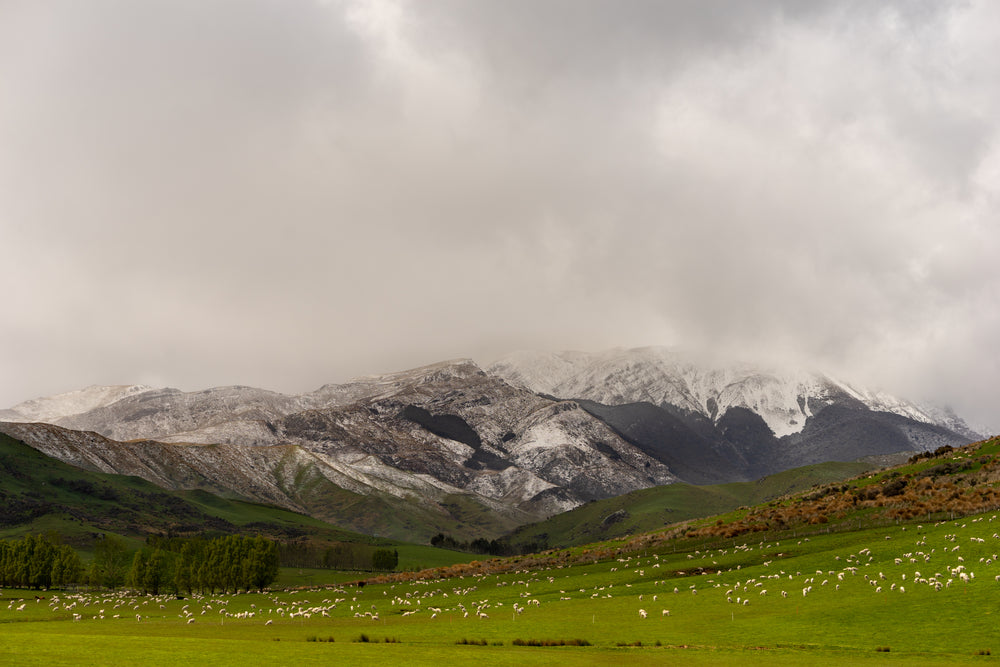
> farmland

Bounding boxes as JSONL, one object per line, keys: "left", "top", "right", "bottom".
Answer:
{"left": 5, "top": 437, "right": 1000, "bottom": 664}
{"left": 4, "top": 510, "right": 1000, "bottom": 665}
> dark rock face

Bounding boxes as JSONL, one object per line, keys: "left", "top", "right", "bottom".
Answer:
{"left": 575, "top": 398, "right": 971, "bottom": 486}
{"left": 401, "top": 405, "right": 483, "bottom": 449}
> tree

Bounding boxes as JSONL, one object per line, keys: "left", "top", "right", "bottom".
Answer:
{"left": 92, "top": 534, "right": 129, "bottom": 590}
{"left": 25, "top": 534, "right": 55, "bottom": 589}
{"left": 127, "top": 550, "right": 147, "bottom": 594}
{"left": 372, "top": 548, "right": 398, "bottom": 572}
{"left": 247, "top": 536, "right": 279, "bottom": 592}
{"left": 174, "top": 542, "right": 197, "bottom": 594}
{"left": 142, "top": 549, "right": 167, "bottom": 595}
{"left": 51, "top": 545, "right": 82, "bottom": 587}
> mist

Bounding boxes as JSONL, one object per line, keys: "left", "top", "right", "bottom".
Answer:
{"left": 2, "top": 1, "right": 997, "bottom": 431}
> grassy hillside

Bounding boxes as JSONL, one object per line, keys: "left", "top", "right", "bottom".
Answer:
{"left": 0, "top": 432, "right": 470, "bottom": 570}
{"left": 0, "top": 431, "right": 342, "bottom": 542}
{"left": 506, "top": 459, "right": 877, "bottom": 548}
{"left": 3, "top": 436, "right": 1000, "bottom": 664}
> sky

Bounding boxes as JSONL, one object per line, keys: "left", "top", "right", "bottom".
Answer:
{"left": 1, "top": 1, "right": 998, "bottom": 431}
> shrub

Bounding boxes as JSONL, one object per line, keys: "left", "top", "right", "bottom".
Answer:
{"left": 882, "top": 477, "right": 908, "bottom": 497}
{"left": 512, "top": 638, "right": 591, "bottom": 647}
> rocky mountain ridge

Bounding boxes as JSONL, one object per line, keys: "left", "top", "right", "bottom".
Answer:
{"left": 0, "top": 360, "right": 677, "bottom": 540}
{"left": 1, "top": 350, "right": 979, "bottom": 542}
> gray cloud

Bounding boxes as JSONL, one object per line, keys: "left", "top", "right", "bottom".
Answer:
{"left": 1, "top": 1, "right": 998, "bottom": 430}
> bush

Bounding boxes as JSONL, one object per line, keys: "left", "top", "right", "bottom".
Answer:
{"left": 882, "top": 477, "right": 908, "bottom": 497}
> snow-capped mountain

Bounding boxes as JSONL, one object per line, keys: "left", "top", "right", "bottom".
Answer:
{"left": 0, "top": 350, "right": 979, "bottom": 541}
{"left": 489, "top": 347, "right": 979, "bottom": 439}
{"left": 0, "top": 360, "right": 677, "bottom": 540}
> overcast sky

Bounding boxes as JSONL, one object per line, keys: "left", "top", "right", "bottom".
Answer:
{"left": 2, "top": 1, "right": 998, "bottom": 430}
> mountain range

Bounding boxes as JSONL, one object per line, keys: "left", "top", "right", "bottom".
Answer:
{"left": 0, "top": 347, "right": 981, "bottom": 542}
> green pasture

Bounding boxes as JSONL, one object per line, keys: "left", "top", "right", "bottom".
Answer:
{"left": 5, "top": 510, "right": 1000, "bottom": 665}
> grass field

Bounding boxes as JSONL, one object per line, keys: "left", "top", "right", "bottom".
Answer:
{"left": 5, "top": 510, "right": 1000, "bottom": 665}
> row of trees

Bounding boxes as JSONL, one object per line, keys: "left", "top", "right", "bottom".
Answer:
{"left": 0, "top": 534, "right": 83, "bottom": 589}
{"left": 0, "top": 533, "right": 280, "bottom": 594}
{"left": 430, "top": 533, "right": 547, "bottom": 557}
{"left": 278, "top": 540, "right": 399, "bottom": 572}
{"left": 2, "top": 532, "right": 402, "bottom": 593}
{"left": 129, "top": 535, "right": 280, "bottom": 595}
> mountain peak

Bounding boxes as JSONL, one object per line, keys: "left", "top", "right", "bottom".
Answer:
{"left": 488, "top": 347, "right": 975, "bottom": 439}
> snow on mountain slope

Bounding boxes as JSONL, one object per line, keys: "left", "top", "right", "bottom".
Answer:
{"left": 489, "top": 347, "right": 976, "bottom": 439}
{"left": 0, "top": 360, "right": 677, "bottom": 533}
{"left": 0, "top": 384, "right": 153, "bottom": 424}
{"left": 52, "top": 385, "right": 321, "bottom": 442}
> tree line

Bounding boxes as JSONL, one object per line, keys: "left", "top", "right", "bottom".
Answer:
{"left": 0, "top": 533, "right": 280, "bottom": 594}
{"left": 1, "top": 532, "right": 400, "bottom": 593}
{"left": 429, "top": 533, "right": 547, "bottom": 557}
{"left": 127, "top": 534, "right": 280, "bottom": 595}
{"left": 278, "top": 540, "right": 398, "bottom": 572}
{"left": 0, "top": 533, "right": 83, "bottom": 589}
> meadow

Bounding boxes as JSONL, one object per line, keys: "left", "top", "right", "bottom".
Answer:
{"left": 4, "top": 511, "right": 1000, "bottom": 665}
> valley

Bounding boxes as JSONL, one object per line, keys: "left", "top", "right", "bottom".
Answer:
{"left": 3, "top": 436, "right": 1000, "bottom": 665}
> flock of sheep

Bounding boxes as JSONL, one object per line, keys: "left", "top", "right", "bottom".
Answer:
{"left": 4, "top": 514, "right": 999, "bottom": 639}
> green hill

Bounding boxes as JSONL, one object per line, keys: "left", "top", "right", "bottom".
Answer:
{"left": 506, "top": 459, "right": 878, "bottom": 549}
{"left": 0, "top": 432, "right": 470, "bottom": 570}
